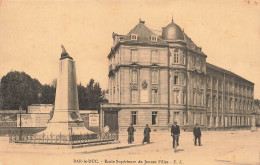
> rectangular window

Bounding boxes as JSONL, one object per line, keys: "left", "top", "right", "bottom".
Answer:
{"left": 201, "top": 91, "right": 204, "bottom": 106}
{"left": 200, "top": 112, "right": 203, "bottom": 125}
{"left": 131, "top": 49, "right": 138, "bottom": 62}
{"left": 213, "top": 96, "right": 216, "bottom": 108}
{"left": 132, "top": 70, "right": 138, "bottom": 84}
{"left": 181, "top": 73, "right": 185, "bottom": 85}
{"left": 198, "top": 92, "right": 202, "bottom": 106}
{"left": 193, "top": 90, "right": 196, "bottom": 106}
{"left": 152, "top": 89, "right": 158, "bottom": 104}
{"left": 182, "top": 90, "right": 186, "bottom": 104}
{"left": 193, "top": 57, "right": 196, "bottom": 69}
{"left": 174, "top": 75, "right": 179, "bottom": 85}
{"left": 200, "top": 59, "right": 203, "bottom": 71}
{"left": 230, "top": 98, "right": 233, "bottom": 110}
{"left": 151, "top": 50, "right": 158, "bottom": 63}
{"left": 213, "top": 78, "right": 217, "bottom": 90}
{"left": 219, "top": 97, "right": 222, "bottom": 109}
{"left": 131, "top": 90, "right": 138, "bottom": 104}
{"left": 207, "top": 76, "right": 211, "bottom": 89}
{"left": 152, "top": 111, "right": 158, "bottom": 125}
{"left": 174, "top": 53, "right": 179, "bottom": 64}
{"left": 193, "top": 112, "right": 196, "bottom": 125}
{"left": 151, "top": 70, "right": 159, "bottom": 84}
{"left": 206, "top": 95, "right": 210, "bottom": 107}
{"left": 131, "top": 111, "right": 137, "bottom": 125}
{"left": 151, "top": 36, "right": 157, "bottom": 42}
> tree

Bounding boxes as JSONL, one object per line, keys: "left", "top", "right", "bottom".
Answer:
{"left": 40, "top": 84, "right": 56, "bottom": 104}
{"left": 0, "top": 83, "right": 3, "bottom": 109}
{"left": 78, "top": 79, "right": 107, "bottom": 110}
{"left": 0, "top": 71, "right": 42, "bottom": 110}
{"left": 78, "top": 83, "right": 87, "bottom": 110}
{"left": 0, "top": 71, "right": 107, "bottom": 111}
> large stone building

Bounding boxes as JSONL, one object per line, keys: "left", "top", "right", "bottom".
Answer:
{"left": 100, "top": 19, "right": 255, "bottom": 132}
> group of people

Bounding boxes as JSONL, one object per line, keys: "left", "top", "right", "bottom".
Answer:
{"left": 127, "top": 122, "right": 202, "bottom": 148}
{"left": 127, "top": 124, "right": 151, "bottom": 144}
{"left": 171, "top": 122, "right": 202, "bottom": 148}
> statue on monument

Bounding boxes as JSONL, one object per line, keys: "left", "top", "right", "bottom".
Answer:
{"left": 60, "top": 45, "right": 73, "bottom": 60}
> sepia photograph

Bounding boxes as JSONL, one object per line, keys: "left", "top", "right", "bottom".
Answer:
{"left": 0, "top": 0, "right": 260, "bottom": 165}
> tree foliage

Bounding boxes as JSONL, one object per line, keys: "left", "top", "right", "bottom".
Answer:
{"left": 78, "top": 79, "right": 107, "bottom": 110}
{"left": 0, "top": 71, "right": 107, "bottom": 111}
{"left": 0, "top": 71, "right": 42, "bottom": 110}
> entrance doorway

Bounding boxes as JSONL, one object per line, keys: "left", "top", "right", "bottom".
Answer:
{"left": 104, "top": 111, "right": 118, "bottom": 132}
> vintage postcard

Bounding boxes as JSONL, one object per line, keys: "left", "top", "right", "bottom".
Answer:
{"left": 0, "top": 0, "right": 260, "bottom": 165}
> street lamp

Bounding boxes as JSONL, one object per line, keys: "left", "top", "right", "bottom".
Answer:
{"left": 38, "top": 92, "right": 42, "bottom": 104}
{"left": 19, "top": 105, "right": 22, "bottom": 140}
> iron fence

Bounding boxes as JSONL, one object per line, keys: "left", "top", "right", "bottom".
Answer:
{"left": 9, "top": 132, "right": 118, "bottom": 145}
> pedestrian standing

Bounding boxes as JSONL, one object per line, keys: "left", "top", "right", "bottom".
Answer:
{"left": 143, "top": 124, "right": 151, "bottom": 144}
{"left": 171, "top": 121, "right": 180, "bottom": 148}
{"left": 127, "top": 124, "right": 135, "bottom": 144}
{"left": 193, "top": 123, "right": 202, "bottom": 146}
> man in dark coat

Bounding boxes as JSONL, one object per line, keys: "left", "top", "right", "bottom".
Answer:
{"left": 143, "top": 124, "right": 151, "bottom": 144}
{"left": 193, "top": 123, "right": 201, "bottom": 146}
{"left": 127, "top": 124, "right": 135, "bottom": 144}
{"left": 171, "top": 121, "right": 180, "bottom": 148}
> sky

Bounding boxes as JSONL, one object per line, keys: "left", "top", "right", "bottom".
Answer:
{"left": 0, "top": 0, "right": 260, "bottom": 99}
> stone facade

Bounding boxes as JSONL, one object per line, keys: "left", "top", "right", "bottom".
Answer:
{"left": 100, "top": 19, "right": 254, "bottom": 132}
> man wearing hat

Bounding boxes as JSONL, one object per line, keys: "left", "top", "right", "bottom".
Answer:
{"left": 127, "top": 123, "right": 135, "bottom": 144}
{"left": 193, "top": 123, "right": 202, "bottom": 146}
{"left": 143, "top": 124, "right": 151, "bottom": 144}
{"left": 171, "top": 121, "right": 180, "bottom": 148}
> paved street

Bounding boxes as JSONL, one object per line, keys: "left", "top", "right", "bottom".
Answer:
{"left": 0, "top": 129, "right": 259, "bottom": 165}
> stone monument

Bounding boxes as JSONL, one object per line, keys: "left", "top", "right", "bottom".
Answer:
{"left": 40, "top": 45, "right": 94, "bottom": 135}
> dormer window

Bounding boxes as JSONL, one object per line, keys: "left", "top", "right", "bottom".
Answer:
{"left": 151, "top": 36, "right": 157, "bottom": 42}
{"left": 131, "top": 34, "right": 138, "bottom": 40}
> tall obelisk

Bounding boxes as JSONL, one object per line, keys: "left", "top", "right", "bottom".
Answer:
{"left": 41, "top": 45, "right": 93, "bottom": 135}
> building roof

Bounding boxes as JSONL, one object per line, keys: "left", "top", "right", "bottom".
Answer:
{"left": 119, "top": 20, "right": 166, "bottom": 45}
{"left": 206, "top": 63, "right": 254, "bottom": 84}
{"left": 162, "top": 20, "right": 185, "bottom": 41}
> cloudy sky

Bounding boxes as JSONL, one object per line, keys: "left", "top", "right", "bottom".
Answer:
{"left": 0, "top": 0, "right": 260, "bottom": 98}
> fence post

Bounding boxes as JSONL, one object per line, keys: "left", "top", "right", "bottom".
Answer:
{"left": 9, "top": 134, "right": 11, "bottom": 143}
{"left": 70, "top": 127, "right": 73, "bottom": 145}
{"left": 51, "top": 133, "right": 53, "bottom": 143}
{"left": 60, "top": 133, "right": 62, "bottom": 144}
{"left": 42, "top": 132, "right": 45, "bottom": 143}
{"left": 8, "top": 126, "right": 10, "bottom": 137}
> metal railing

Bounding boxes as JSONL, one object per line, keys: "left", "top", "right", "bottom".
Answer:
{"left": 9, "top": 132, "right": 118, "bottom": 145}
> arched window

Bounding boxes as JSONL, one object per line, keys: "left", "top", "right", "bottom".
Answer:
{"left": 131, "top": 34, "right": 138, "bottom": 40}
